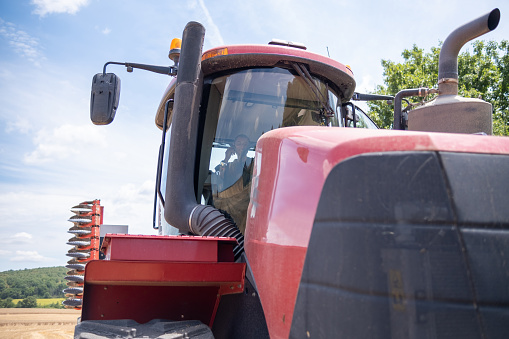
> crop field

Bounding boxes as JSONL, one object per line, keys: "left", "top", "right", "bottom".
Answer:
{"left": 0, "top": 308, "right": 80, "bottom": 338}
{"left": 11, "top": 298, "right": 65, "bottom": 307}
{"left": 37, "top": 298, "right": 66, "bottom": 307}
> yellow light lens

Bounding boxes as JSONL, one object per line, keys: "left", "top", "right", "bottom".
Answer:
{"left": 170, "top": 38, "right": 182, "bottom": 50}
{"left": 202, "top": 47, "right": 228, "bottom": 61}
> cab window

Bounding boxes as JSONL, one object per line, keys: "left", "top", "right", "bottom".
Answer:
{"left": 342, "top": 105, "right": 378, "bottom": 129}
{"left": 200, "top": 67, "right": 342, "bottom": 233}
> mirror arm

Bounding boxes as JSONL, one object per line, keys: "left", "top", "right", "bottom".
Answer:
{"left": 352, "top": 92, "right": 394, "bottom": 103}
{"left": 103, "top": 61, "right": 177, "bottom": 76}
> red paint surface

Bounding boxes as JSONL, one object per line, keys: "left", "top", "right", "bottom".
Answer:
{"left": 83, "top": 260, "right": 245, "bottom": 326}
{"left": 245, "top": 126, "right": 509, "bottom": 338}
{"left": 160, "top": 43, "right": 354, "bottom": 114}
{"left": 203, "top": 44, "right": 354, "bottom": 77}
{"left": 83, "top": 236, "right": 245, "bottom": 327}
{"left": 84, "top": 260, "right": 245, "bottom": 289}
{"left": 101, "top": 234, "right": 236, "bottom": 262}
{"left": 82, "top": 284, "right": 219, "bottom": 325}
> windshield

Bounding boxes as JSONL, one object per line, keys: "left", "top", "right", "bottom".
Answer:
{"left": 201, "top": 67, "right": 340, "bottom": 233}
{"left": 210, "top": 67, "right": 338, "bottom": 144}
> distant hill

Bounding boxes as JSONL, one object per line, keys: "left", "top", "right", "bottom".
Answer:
{"left": 0, "top": 267, "right": 67, "bottom": 299}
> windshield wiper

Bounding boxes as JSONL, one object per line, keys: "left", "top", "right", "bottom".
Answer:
{"left": 292, "top": 63, "right": 335, "bottom": 117}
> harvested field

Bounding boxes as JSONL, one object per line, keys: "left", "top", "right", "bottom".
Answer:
{"left": 0, "top": 308, "right": 81, "bottom": 338}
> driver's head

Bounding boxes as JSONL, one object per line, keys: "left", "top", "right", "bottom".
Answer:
{"left": 234, "top": 134, "right": 250, "bottom": 156}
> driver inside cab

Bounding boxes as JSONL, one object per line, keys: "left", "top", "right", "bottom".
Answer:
{"left": 213, "top": 134, "right": 254, "bottom": 234}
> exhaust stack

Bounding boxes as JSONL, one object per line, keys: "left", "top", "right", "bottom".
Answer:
{"left": 408, "top": 9, "right": 500, "bottom": 134}
{"left": 163, "top": 22, "right": 244, "bottom": 258}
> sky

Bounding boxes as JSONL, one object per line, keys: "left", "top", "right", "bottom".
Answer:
{"left": 0, "top": 0, "right": 507, "bottom": 272}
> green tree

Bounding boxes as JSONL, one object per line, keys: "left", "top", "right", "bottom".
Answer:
{"left": 0, "top": 266, "right": 67, "bottom": 299}
{"left": 368, "top": 40, "right": 509, "bottom": 136}
{"left": 17, "top": 296, "right": 37, "bottom": 308}
{"left": 0, "top": 297, "right": 15, "bottom": 308}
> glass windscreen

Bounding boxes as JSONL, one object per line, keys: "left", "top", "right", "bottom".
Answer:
{"left": 211, "top": 67, "right": 337, "bottom": 143}
{"left": 342, "top": 105, "right": 378, "bottom": 129}
{"left": 204, "top": 67, "right": 340, "bottom": 233}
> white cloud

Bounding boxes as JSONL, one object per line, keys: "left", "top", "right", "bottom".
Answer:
{"left": 31, "top": 0, "right": 90, "bottom": 17}
{"left": 0, "top": 232, "right": 34, "bottom": 245}
{"left": 5, "top": 116, "right": 32, "bottom": 134}
{"left": 95, "top": 26, "right": 111, "bottom": 35}
{"left": 187, "top": 0, "right": 197, "bottom": 10}
{"left": 24, "top": 124, "right": 107, "bottom": 164}
{"left": 198, "top": 0, "right": 224, "bottom": 46}
{"left": 14, "top": 232, "right": 33, "bottom": 240}
{"left": 0, "top": 19, "right": 44, "bottom": 66}
{"left": 356, "top": 74, "right": 378, "bottom": 94}
{"left": 116, "top": 181, "right": 154, "bottom": 202}
{"left": 98, "top": 180, "right": 156, "bottom": 235}
{"left": 10, "top": 250, "right": 48, "bottom": 262}
{"left": 0, "top": 250, "right": 12, "bottom": 256}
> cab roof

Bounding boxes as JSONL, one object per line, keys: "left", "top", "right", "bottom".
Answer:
{"left": 156, "top": 43, "right": 356, "bottom": 130}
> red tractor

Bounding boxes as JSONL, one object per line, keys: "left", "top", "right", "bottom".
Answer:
{"left": 72, "top": 8, "right": 509, "bottom": 338}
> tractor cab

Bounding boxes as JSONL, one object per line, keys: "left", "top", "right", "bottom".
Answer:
{"left": 154, "top": 42, "right": 377, "bottom": 235}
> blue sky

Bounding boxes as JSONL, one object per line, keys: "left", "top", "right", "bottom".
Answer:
{"left": 0, "top": 0, "right": 506, "bottom": 272}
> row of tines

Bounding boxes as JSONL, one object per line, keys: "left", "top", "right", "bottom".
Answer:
{"left": 62, "top": 200, "right": 101, "bottom": 309}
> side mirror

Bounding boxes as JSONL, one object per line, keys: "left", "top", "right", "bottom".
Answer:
{"left": 90, "top": 73, "right": 121, "bottom": 125}
{"left": 341, "top": 103, "right": 358, "bottom": 127}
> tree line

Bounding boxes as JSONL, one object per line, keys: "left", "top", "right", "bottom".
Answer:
{"left": 0, "top": 296, "right": 38, "bottom": 308}
{"left": 0, "top": 266, "right": 67, "bottom": 300}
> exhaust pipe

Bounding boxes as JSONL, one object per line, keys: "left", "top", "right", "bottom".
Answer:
{"left": 407, "top": 9, "right": 500, "bottom": 134}
{"left": 163, "top": 22, "right": 244, "bottom": 257}
{"left": 438, "top": 8, "right": 500, "bottom": 96}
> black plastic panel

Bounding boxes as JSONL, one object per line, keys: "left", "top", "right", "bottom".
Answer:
{"left": 212, "top": 272, "right": 269, "bottom": 339}
{"left": 441, "top": 152, "right": 509, "bottom": 226}
{"left": 290, "top": 151, "right": 509, "bottom": 339}
{"left": 461, "top": 229, "right": 509, "bottom": 304}
{"left": 313, "top": 151, "right": 454, "bottom": 223}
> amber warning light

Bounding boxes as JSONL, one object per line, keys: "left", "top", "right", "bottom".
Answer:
{"left": 170, "top": 38, "right": 182, "bottom": 50}
{"left": 202, "top": 47, "right": 228, "bottom": 61}
{"left": 169, "top": 38, "right": 182, "bottom": 65}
